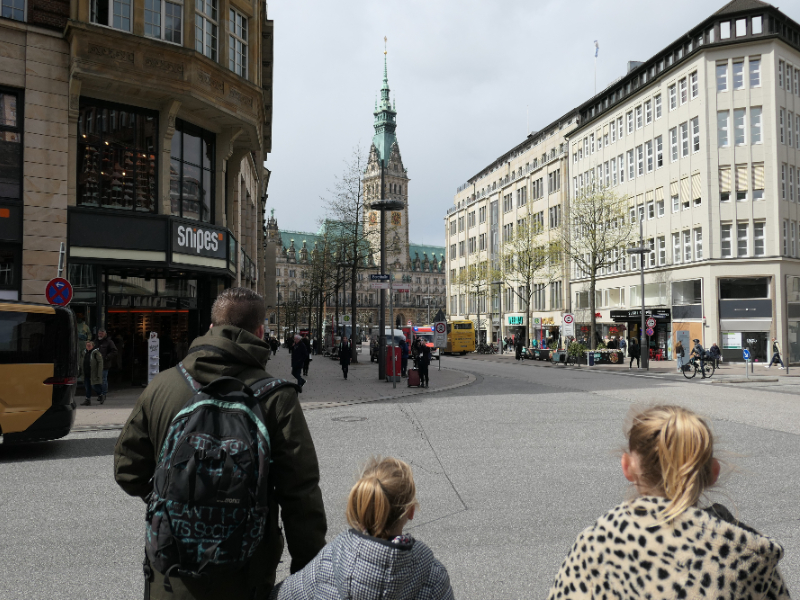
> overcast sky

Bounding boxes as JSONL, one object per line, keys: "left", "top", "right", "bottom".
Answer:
{"left": 266, "top": 0, "right": 770, "bottom": 246}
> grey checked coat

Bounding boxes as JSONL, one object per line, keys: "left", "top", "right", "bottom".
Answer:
{"left": 271, "top": 529, "right": 454, "bottom": 600}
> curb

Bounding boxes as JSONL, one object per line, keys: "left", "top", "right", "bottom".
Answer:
{"left": 709, "top": 377, "right": 780, "bottom": 384}
{"left": 69, "top": 368, "right": 477, "bottom": 433}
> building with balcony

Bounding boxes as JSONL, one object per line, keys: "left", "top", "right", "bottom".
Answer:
{"left": 0, "top": 0, "right": 273, "bottom": 383}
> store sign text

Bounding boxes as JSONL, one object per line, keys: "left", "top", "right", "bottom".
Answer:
{"left": 507, "top": 316, "right": 524, "bottom": 325}
{"left": 172, "top": 222, "right": 227, "bottom": 259}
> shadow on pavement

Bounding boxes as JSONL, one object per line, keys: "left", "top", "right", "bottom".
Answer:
{"left": 0, "top": 435, "right": 117, "bottom": 463}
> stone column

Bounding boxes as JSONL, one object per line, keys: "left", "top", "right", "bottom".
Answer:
{"left": 158, "top": 100, "right": 181, "bottom": 215}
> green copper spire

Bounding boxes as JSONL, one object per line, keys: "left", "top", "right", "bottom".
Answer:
{"left": 372, "top": 38, "right": 397, "bottom": 168}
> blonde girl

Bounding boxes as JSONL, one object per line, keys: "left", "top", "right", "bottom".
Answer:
{"left": 271, "top": 457, "right": 454, "bottom": 600}
{"left": 548, "top": 405, "right": 789, "bottom": 600}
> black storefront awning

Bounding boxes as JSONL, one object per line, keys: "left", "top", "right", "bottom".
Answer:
{"left": 610, "top": 308, "right": 671, "bottom": 322}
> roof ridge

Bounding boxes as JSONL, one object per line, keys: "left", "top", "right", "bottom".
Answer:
{"left": 713, "top": 0, "right": 772, "bottom": 17}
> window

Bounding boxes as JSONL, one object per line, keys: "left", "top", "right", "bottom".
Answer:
{"left": 0, "top": 90, "right": 21, "bottom": 202}
{"left": 721, "top": 224, "right": 732, "bottom": 257}
{"left": 782, "top": 164, "right": 787, "bottom": 199}
{"left": 610, "top": 120, "right": 616, "bottom": 143}
{"left": 637, "top": 145, "right": 644, "bottom": 176}
{"left": 691, "top": 117, "right": 700, "bottom": 152}
{"left": 694, "top": 228, "right": 703, "bottom": 260}
{"left": 784, "top": 221, "right": 789, "bottom": 255}
{"left": 458, "top": 216, "right": 464, "bottom": 231}
{"left": 657, "top": 199, "right": 664, "bottom": 217}
{"left": 195, "top": 0, "right": 218, "bottom": 61}
{"left": 170, "top": 119, "right": 215, "bottom": 222}
{"left": 791, "top": 168, "right": 796, "bottom": 202}
{"left": 449, "top": 244, "right": 456, "bottom": 259}
{"left": 749, "top": 57, "right": 761, "bottom": 87}
{"left": 690, "top": 71, "right": 699, "bottom": 98}
{"left": 655, "top": 135, "right": 663, "bottom": 168}
{"left": 658, "top": 236, "right": 666, "bottom": 265}
{"left": 719, "top": 167, "right": 731, "bottom": 202}
{"left": 450, "top": 220, "right": 456, "bottom": 236}
{"left": 618, "top": 154, "right": 624, "bottom": 183}
{"left": 145, "top": 0, "right": 183, "bottom": 43}
{"left": 479, "top": 233, "right": 486, "bottom": 250}
{"left": 670, "top": 127, "right": 678, "bottom": 161}
{"left": 673, "top": 232, "right": 681, "bottom": 263}
{"left": 752, "top": 163, "right": 765, "bottom": 200}
{"left": 716, "top": 63, "right": 728, "bottom": 92}
{"left": 647, "top": 201, "right": 655, "bottom": 219}
{"left": 638, "top": 204, "right": 645, "bottom": 223}
{"left": 717, "top": 111, "right": 729, "bottom": 147}
{"left": 779, "top": 61, "right": 784, "bottom": 88}
{"left": 732, "top": 61, "right": 744, "bottom": 90}
{"left": 789, "top": 112, "right": 795, "bottom": 147}
{"left": 635, "top": 105, "right": 643, "bottom": 129}
{"left": 1, "top": 0, "right": 24, "bottom": 21}
{"left": 648, "top": 238, "right": 656, "bottom": 268}
{"left": 754, "top": 222, "right": 765, "bottom": 256}
{"left": 644, "top": 100, "right": 652, "bottom": 124}
{"left": 627, "top": 111, "right": 633, "bottom": 134}
{"left": 792, "top": 222, "right": 796, "bottom": 257}
{"left": 737, "top": 222, "right": 748, "bottom": 257}
{"left": 590, "top": 133, "right": 595, "bottom": 153}
{"left": 627, "top": 150, "right": 634, "bottom": 180}
{"left": 229, "top": 9, "right": 248, "bottom": 77}
{"left": 669, "top": 84, "right": 677, "bottom": 110}
{"left": 734, "top": 18, "right": 746, "bottom": 37}
{"left": 78, "top": 101, "right": 158, "bottom": 213}
{"left": 752, "top": 15, "right": 762, "bottom": 34}
{"left": 750, "top": 106, "right": 762, "bottom": 143}
{"left": 655, "top": 94, "right": 662, "bottom": 119}
{"left": 92, "top": 0, "right": 132, "bottom": 30}
{"left": 549, "top": 205, "right": 561, "bottom": 229}
{"left": 679, "top": 78, "right": 688, "bottom": 105}
{"left": 683, "top": 230, "right": 692, "bottom": 262}
{"left": 680, "top": 122, "right": 689, "bottom": 157}
{"left": 733, "top": 109, "right": 745, "bottom": 146}
{"left": 458, "top": 241, "right": 465, "bottom": 256}
{"left": 617, "top": 116, "right": 624, "bottom": 139}
{"left": 550, "top": 281, "right": 562, "bottom": 310}
{"left": 796, "top": 115, "right": 800, "bottom": 149}
{"left": 467, "top": 210, "right": 475, "bottom": 227}
{"left": 611, "top": 158, "right": 617, "bottom": 186}
{"left": 479, "top": 206, "right": 486, "bottom": 223}
{"left": 720, "top": 21, "right": 731, "bottom": 39}
{"left": 646, "top": 141, "right": 653, "bottom": 173}
{"left": 780, "top": 109, "right": 785, "bottom": 144}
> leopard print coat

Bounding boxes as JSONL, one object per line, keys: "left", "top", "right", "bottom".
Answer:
{"left": 548, "top": 496, "right": 789, "bottom": 600}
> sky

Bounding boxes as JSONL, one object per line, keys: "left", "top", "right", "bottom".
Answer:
{"left": 265, "top": 0, "right": 762, "bottom": 247}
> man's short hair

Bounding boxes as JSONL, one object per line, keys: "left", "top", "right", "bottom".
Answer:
{"left": 211, "top": 287, "right": 266, "bottom": 334}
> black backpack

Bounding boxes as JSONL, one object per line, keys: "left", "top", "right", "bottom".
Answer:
{"left": 144, "top": 366, "right": 298, "bottom": 592}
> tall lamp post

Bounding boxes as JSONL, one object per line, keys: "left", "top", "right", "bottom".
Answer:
{"left": 276, "top": 280, "right": 281, "bottom": 343}
{"left": 625, "top": 218, "right": 649, "bottom": 371}
{"left": 492, "top": 279, "right": 503, "bottom": 353}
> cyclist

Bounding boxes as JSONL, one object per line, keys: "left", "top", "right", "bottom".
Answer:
{"left": 690, "top": 338, "right": 707, "bottom": 378}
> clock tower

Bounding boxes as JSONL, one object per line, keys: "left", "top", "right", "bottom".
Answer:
{"left": 363, "top": 49, "right": 410, "bottom": 270}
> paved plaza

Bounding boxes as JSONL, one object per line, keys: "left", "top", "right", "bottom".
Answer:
{"left": 0, "top": 354, "right": 798, "bottom": 599}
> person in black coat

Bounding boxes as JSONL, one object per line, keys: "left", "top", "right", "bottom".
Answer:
{"left": 628, "top": 337, "right": 640, "bottom": 369}
{"left": 302, "top": 335, "right": 312, "bottom": 376}
{"left": 418, "top": 342, "right": 431, "bottom": 388}
{"left": 291, "top": 334, "right": 308, "bottom": 388}
{"left": 515, "top": 336, "right": 523, "bottom": 360}
{"left": 339, "top": 336, "right": 351, "bottom": 380}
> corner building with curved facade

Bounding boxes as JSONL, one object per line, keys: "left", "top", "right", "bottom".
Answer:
{"left": 0, "top": 0, "right": 272, "bottom": 383}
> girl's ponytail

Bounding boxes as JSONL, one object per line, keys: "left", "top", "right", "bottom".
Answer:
{"left": 627, "top": 405, "right": 715, "bottom": 523}
{"left": 346, "top": 457, "right": 418, "bottom": 539}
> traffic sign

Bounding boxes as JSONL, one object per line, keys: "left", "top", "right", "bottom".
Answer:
{"left": 369, "top": 281, "right": 389, "bottom": 289}
{"left": 562, "top": 313, "right": 575, "bottom": 337}
{"left": 393, "top": 284, "right": 411, "bottom": 293}
{"left": 646, "top": 317, "right": 656, "bottom": 328}
{"left": 562, "top": 314, "right": 574, "bottom": 324}
{"left": 407, "top": 320, "right": 412, "bottom": 326}
{"left": 369, "top": 274, "right": 390, "bottom": 281}
{"left": 434, "top": 321, "right": 447, "bottom": 348}
{"left": 743, "top": 349, "right": 751, "bottom": 360}
{"left": 645, "top": 327, "right": 654, "bottom": 336}
{"left": 45, "top": 277, "right": 72, "bottom": 306}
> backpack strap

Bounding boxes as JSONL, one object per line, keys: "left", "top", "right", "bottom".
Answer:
{"left": 250, "top": 377, "right": 302, "bottom": 398}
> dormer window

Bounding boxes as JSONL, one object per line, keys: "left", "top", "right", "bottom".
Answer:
{"left": 752, "top": 15, "right": 762, "bottom": 35}
{"left": 720, "top": 21, "right": 731, "bottom": 39}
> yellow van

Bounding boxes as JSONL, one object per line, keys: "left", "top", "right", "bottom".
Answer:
{"left": 0, "top": 303, "right": 77, "bottom": 443}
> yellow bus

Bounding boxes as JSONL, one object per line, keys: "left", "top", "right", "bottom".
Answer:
{"left": 0, "top": 303, "right": 78, "bottom": 443}
{"left": 445, "top": 319, "right": 475, "bottom": 355}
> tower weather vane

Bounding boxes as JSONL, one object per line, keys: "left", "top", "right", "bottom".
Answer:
{"left": 384, "top": 36, "right": 387, "bottom": 55}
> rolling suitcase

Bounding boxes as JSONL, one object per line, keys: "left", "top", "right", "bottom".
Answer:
{"left": 407, "top": 368, "right": 421, "bottom": 387}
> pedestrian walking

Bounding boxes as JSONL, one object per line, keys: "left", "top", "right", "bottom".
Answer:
{"left": 418, "top": 342, "right": 431, "bottom": 388}
{"left": 546, "top": 405, "right": 790, "bottom": 600}
{"left": 628, "top": 337, "right": 640, "bottom": 369}
{"left": 339, "top": 335, "right": 351, "bottom": 379}
{"left": 113, "top": 288, "right": 327, "bottom": 599}
{"left": 766, "top": 337, "right": 785, "bottom": 369}
{"left": 270, "top": 456, "right": 454, "bottom": 600}
{"left": 709, "top": 342, "right": 722, "bottom": 369}
{"left": 675, "top": 340, "right": 685, "bottom": 372}
{"left": 292, "top": 334, "right": 308, "bottom": 388}
{"left": 400, "top": 336, "right": 409, "bottom": 377}
{"left": 79, "top": 340, "right": 104, "bottom": 406}
{"left": 286, "top": 335, "right": 294, "bottom": 355}
{"left": 94, "top": 328, "right": 117, "bottom": 398}
{"left": 691, "top": 338, "right": 706, "bottom": 377}
{"left": 301, "top": 335, "right": 311, "bottom": 376}
{"left": 270, "top": 336, "right": 279, "bottom": 356}
{"left": 618, "top": 336, "right": 627, "bottom": 354}
{"left": 515, "top": 336, "right": 523, "bottom": 361}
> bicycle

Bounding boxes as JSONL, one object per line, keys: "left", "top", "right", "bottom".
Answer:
{"left": 682, "top": 357, "right": 715, "bottom": 379}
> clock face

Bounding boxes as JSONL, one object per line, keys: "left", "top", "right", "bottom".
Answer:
{"left": 391, "top": 212, "right": 401, "bottom": 226}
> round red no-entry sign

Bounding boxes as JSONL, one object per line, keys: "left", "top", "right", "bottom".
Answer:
{"left": 46, "top": 277, "right": 73, "bottom": 306}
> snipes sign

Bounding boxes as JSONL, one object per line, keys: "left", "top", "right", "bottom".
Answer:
{"left": 172, "top": 221, "right": 227, "bottom": 259}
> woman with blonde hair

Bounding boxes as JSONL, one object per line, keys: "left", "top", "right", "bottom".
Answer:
{"left": 271, "top": 457, "right": 453, "bottom": 600}
{"left": 547, "top": 405, "right": 789, "bottom": 600}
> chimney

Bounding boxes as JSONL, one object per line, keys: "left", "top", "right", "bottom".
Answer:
{"left": 627, "top": 61, "right": 644, "bottom": 73}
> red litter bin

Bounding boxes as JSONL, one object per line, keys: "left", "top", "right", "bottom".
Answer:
{"left": 385, "top": 345, "right": 401, "bottom": 382}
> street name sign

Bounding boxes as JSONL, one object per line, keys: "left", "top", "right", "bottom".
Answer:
{"left": 369, "top": 274, "right": 390, "bottom": 281}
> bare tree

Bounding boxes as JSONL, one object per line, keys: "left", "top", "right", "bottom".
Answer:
{"left": 495, "top": 203, "right": 562, "bottom": 345}
{"left": 324, "top": 146, "right": 377, "bottom": 362}
{"left": 453, "top": 261, "right": 491, "bottom": 344}
{"left": 559, "top": 185, "right": 634, "bottom": 349}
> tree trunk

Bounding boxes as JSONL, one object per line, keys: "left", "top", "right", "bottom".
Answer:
{"left": 350, "top": 262, "right": 358, "bottom": 363}
{"left": 589, "top": 270, "right": 597, "bottom": 351}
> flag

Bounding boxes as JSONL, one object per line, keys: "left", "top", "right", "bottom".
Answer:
{"left": 594, "top": 40, "right": 599, "bottom": 58}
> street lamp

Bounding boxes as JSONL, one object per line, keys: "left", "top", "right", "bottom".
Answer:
{"left": 625, "top": 218, "right": 649, "bottom": 371}
{"left": 492, "top": 279, "right": 503, "bottom": 354}
{"left": 276, "top": 280, "right": 281, "bottom": 342}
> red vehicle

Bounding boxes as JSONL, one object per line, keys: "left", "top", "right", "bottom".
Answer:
{"left": 411, "top": 326, "right": 440, "bottom": 361}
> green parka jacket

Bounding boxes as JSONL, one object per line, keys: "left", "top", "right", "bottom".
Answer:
{"left": 113, "top": 325, "right": 327, "bottom": 600}
{"left": 79, "top": 348, "right": 103, "bottom": 386}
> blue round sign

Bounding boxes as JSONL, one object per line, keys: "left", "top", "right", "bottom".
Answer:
{"left": 645, "top": 327, "right": 654, "bottom": 336}
{"left": 45, "top": 277, "right": 73, "bottom": 306}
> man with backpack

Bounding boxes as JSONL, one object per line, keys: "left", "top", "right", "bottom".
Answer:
{"left": 113, "top": 288, "right": 327, "bottom": 600}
